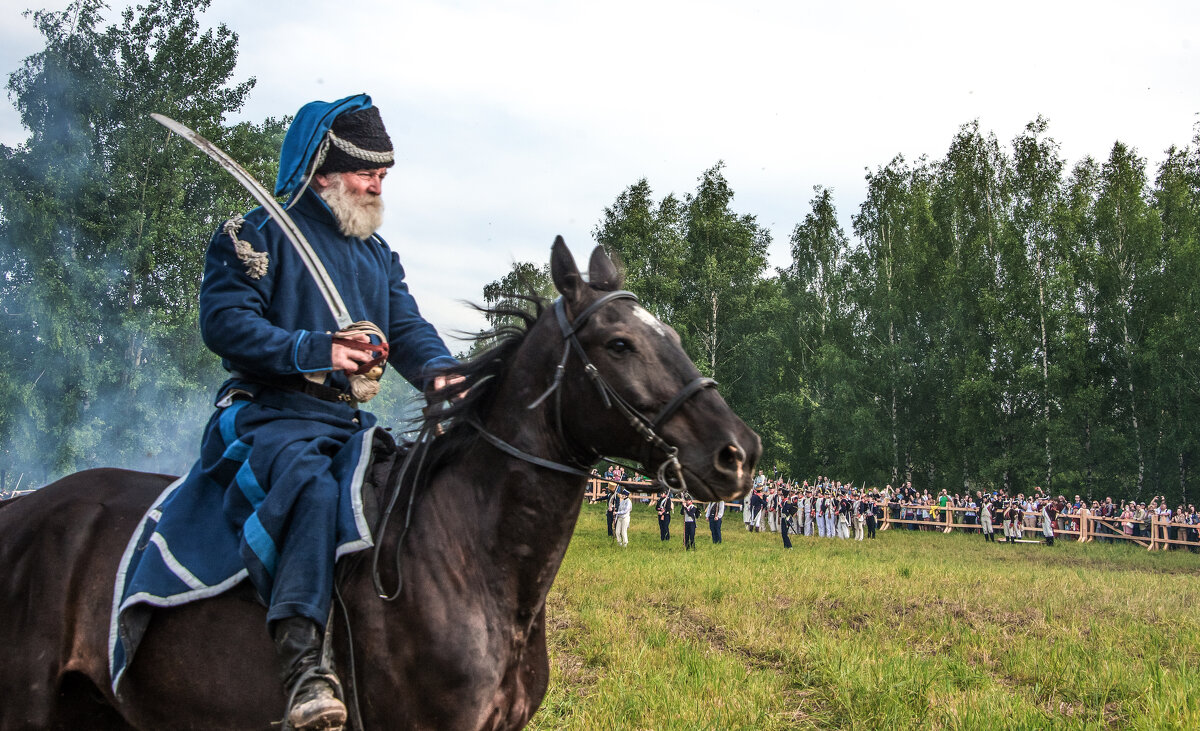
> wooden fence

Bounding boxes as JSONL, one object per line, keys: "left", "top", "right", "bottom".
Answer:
{"left": 877, "top": 503, "right": 1197, "bottom": 551}
{"left": 585, "top": 481, "right": 1199, "bottom": 552}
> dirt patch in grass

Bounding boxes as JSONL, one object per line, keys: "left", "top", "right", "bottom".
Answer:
{"left": 542, "top": 593, "right": 601, "bottom": 701}
{"left": 888, "top": 596, "right": 1044, "bottom": 636}
{"left": 777, "top": 688, "right": 821, "bottom": 727}
{"left": 544, "top": 610, "right": 571, "bottom": 635}
{"left": 987, "top": 549, "right": 1200, "bottom": 577}
{"left": 551, "top": 650, "right": 594, "bottom": 700}
{"left": 649, "top": 599, "right": 790, "bottom": 673}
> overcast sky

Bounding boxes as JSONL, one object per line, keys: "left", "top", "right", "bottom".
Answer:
{"left": 2, "top": 0, "right": 1198, "bottom": 345}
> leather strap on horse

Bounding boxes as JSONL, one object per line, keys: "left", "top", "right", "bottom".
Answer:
{"left": 551, "top": 293, "right": 715, "bottom": 493}
{"left": 466, "top": 417, "right": 592, "bottom": 477}
{"left": 495, "top": 291, "right": 717, "bottom": 495}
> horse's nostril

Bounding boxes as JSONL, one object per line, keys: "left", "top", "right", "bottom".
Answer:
{"left": 716, "top": 443, "right": 745, "bottom": 474}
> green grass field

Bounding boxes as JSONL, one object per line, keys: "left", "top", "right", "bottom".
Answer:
{"left": 528, "top": 503, "right": 1200, "bottom": 730}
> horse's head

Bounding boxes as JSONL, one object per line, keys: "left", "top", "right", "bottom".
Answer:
{"left": 538, "top": 237, "right": 760, "bottom": 502}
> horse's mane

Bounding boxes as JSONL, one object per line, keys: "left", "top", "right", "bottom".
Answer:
{"left": 418, "top": 291, "right": 549, "bottom": 474}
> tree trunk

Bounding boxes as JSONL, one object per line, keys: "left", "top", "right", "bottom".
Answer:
{"left": 1035, "top": 246, "right": 1052, "bottom": 489}
{"left": 885, "top": 224, "right": 899, "bottom": 487}
{"left": 891, "top": 386, "right": 899, "bottom": 486}
{"left": 1121, "top": 308, "right": 1145, "bottom": 498}
{"left": 708, "top": 291, "right": 719, "bottom": 374}
{"left": 1180, "top": 451, "right": 1188, "bottom": 504}
{"left": 1085, "top": 418, "right": 1093, "bottom": 498}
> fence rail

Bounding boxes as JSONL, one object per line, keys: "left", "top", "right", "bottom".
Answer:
{"left": 872, "top": 503, "right": 1196, "bottom": 551}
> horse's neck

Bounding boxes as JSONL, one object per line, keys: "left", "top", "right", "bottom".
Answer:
{"left": 369, "top": 421, "right": 587, "bottom": 621}
{"left": 434, "top": 450, "right": 584, "bottom": 600}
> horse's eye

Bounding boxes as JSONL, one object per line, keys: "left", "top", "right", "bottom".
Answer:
{"left": 606, "top": 338, "right": 633, "bottom": 355}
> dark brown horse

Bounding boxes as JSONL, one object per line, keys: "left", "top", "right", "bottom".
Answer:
{"left": 0, "top": 239, "right": 760, "bottom": 730}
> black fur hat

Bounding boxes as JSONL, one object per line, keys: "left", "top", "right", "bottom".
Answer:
{"left": 316, "top": 106, "right": 394, "bottom": 174}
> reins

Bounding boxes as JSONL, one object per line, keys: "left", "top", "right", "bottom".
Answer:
{"left": 370, "top": 416, "right": 440, "bottom": 602}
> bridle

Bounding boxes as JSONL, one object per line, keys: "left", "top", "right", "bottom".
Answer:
{"left": 373, "top": 289, "right": 716, "bottom": 603}
{"left": 468, "top": 289, "right": 716, "bottom": 493}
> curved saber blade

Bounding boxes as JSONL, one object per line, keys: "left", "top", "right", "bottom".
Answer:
{"left": 150, "top": 113, "right": 353, "bottom": 330}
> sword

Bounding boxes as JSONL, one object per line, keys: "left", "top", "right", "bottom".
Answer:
{"left": 150, "top": 113, "right": 354, "bottom": 330}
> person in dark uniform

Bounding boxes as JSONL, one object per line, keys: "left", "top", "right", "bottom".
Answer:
{"left": 1003, "top": 500, "right": 1019, "bottom": 543}
{"left": 706, "top": 499, "right": 724, "bottom": 544}
{"left": 681, "top": 496, "right": 699, "bottom": 550}
{"left": 654, "top": 489, "right": 673, "bottom": 541}
{"left": 780, "top": 493, "right": 798, "bottom": 549}
{"left": 749, "top": 487, "right": 766, "bottom": 532}
{"left": 865, "top": 496, "right": 879, "bottom": 539}
{"left": 836, "top": 493, "right": 852, "bottom": 539}
{"left": 606, "top": 485, "right": 620, "bottom": 538}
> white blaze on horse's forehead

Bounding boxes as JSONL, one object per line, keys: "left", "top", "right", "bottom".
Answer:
{"left": 632, "top": 305, "right": 666, "bottom": 337}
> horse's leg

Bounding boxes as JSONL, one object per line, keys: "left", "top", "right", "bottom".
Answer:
{"left": 52, "top": 564, "right": 141, "bottom": 731}
{"left": 116, "top": 585, "right": 284, "bottom": 731}
{"left": 46, "top": 673, "right": 137, "bottom": 730}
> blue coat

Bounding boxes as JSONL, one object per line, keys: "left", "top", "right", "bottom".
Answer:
{"left": 199, "top": 187, "right": 456, "bottom": 393}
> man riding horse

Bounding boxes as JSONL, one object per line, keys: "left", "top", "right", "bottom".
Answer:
{"left": 191, "top": 94, "right": 456, "bottom": 730}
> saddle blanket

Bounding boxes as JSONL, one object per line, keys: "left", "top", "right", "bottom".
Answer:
{"left": 107, "top": 417, "right": 382, "bottom": 694}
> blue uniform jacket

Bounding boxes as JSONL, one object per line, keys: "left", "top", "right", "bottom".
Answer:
{"left": 199, "top": 187, "right": 456, "bottom": 393}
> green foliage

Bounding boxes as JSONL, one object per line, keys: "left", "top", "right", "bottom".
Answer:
{"left": 593, "top": 164, "right": 776, "bottom": 470}
{"left": 3, "top": 0, "right": 1199, "bottom": 508}
{"left": 592, "top": 177, "right": 686, "bottom": 323}
{"left": 464, "top": 260, "right": 555, "bottom": 357}
{"left": 588, "top": 121, "right": 1200, "bottom": 504}
{"left": 0, "top": 0, "right": 285, "bottom": 482}
{"left": 482, "top": 260, "right": 555, "bottom": 322}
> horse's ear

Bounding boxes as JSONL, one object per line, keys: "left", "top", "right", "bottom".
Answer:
{"left": 550, "top": 236, "right": 584, "bottom": 303}
{"left": 587, "top": 246, "right": 624, "bottom": 292}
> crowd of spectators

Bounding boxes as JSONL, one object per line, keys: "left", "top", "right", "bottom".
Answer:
{"left": 873, "top": 481, "right": 1200, "bottom": 547}
{"left": 590, "top": 468, "right": 1200, "bottom": 551}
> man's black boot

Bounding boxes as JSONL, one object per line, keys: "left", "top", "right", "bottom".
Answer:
{"left": 272, "top": 617, "right": 347, "bottom": 731}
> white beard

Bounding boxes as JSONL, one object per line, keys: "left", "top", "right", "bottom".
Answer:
{"left": 319, "top": 174, "right": 385, "bottom": 239}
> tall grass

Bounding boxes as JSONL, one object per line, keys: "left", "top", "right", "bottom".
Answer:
{"left": 529, "top": 503, "right": 1200, "bottom": 730}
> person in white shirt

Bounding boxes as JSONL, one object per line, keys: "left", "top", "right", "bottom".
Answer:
{"left": 613, "top": 489, "right": 633, "bottom": 547}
